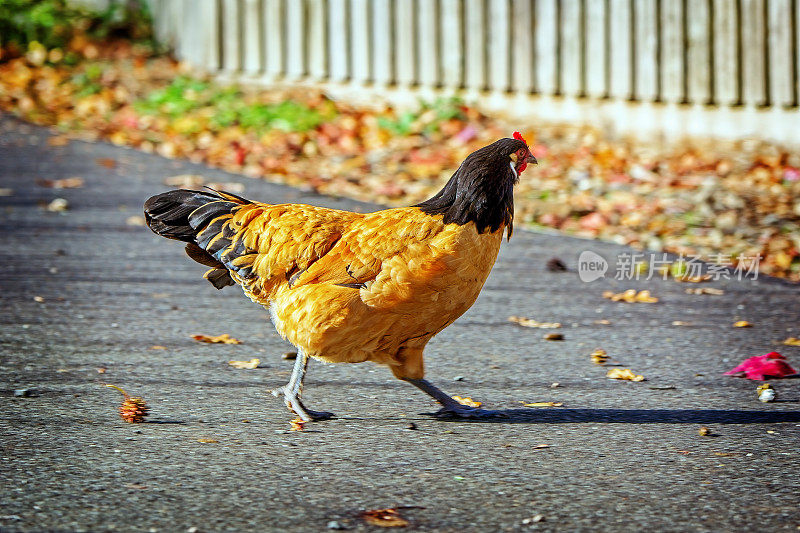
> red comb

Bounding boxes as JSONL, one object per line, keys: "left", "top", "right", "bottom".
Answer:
{"left": 513, "top": 131, "right": 528, "bottom": 144}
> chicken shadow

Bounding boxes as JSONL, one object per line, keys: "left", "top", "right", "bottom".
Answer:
{"left": 426, "top": 408, "right": 800, "bottom": 424}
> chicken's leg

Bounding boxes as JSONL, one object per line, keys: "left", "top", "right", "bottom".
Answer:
{"left": 272, "top": 350, "right": 335, "bottom": 421}
{"left": 404, "top": 378, "right": 506, "bottom": 419}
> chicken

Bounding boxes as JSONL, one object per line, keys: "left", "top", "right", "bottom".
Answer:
{"left": 144, "top": 133, "right": 537, "bottom": 421}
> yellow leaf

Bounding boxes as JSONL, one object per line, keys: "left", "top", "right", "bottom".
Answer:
{"left": 452, "top": 395, "right": 482, "bottom": 407}
{"left": 591, "top": 348, "right": 609, "bottom": 364}
{"left": 782, "top": 337, "right": 800, "bottom": 346}
{"left": 191, "top": 333, "right": 242, "bottom": 344}
{"left": 290, "top": 417, "right": 306, "bottom": 431}
{"left": 607, "top": 368, "right": 645, "bottom": 382}
{"left": 603, "top": 289, "right": 658, "bottom": 303}
{"left": 733, "top": 321, "right": 752, "bottom": 328}
{"left": 685, "top": 287, "right": 724, "bottom": 295}
{"left": 197, "top": 438, "right": 219, "bottom": 443}
{"left": 228, "top": 358, "right": 260, "bottom": 369}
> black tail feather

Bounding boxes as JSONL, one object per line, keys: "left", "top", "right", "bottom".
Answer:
{"left": 144, "top": 189, "right": 250, "bottom": 289}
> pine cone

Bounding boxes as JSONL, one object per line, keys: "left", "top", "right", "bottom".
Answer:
{"left": 106, "top": 385, "right": 149, "bottom": 423}
{"left": 120, "top": 395, "right": 149, "bottom": 423}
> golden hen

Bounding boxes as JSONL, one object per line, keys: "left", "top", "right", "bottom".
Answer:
{"left": 144, "top": 133, "right": 536, "bottom": 420}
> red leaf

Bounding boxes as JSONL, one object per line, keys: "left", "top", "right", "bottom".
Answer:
{"left": 724, "top": 352, "right": 798, "bottom": 380}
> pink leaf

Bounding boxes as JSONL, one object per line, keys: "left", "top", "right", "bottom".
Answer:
{"left": 724, "top": 352, "right": 798, "bottom": 380}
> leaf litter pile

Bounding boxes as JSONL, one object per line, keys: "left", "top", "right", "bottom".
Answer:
{"left": 3, "top": 36, "right": 800, "bottom": 280}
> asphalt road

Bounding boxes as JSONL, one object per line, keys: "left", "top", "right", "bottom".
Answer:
{"left": 1, "top": 114, "right": 799, "bottom": 532}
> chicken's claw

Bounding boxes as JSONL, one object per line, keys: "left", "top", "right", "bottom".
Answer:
{"left": 272, "top": 385, "right": 336, "bottom": 422}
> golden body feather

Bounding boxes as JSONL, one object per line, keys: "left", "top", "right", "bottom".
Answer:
{"left": 201, "top": 201, "right": 504, "bottom": 379}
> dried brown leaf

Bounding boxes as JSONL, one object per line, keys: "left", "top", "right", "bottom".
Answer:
{"left": 452, "top": 395, "right": 482, "bottom": 407}
{"left": 733, "top": 321, "right": 753, "bottom": 328}
{"left": 191, "top": 333, "right": 242, "bottom": 345}
{"left": 228, "top": 358, "right": 260, "bottom": 369}
{"left": 607, "top": 368, "right": 645, "bottom": 382}
{"left": 591, "top": 348, "right": 609, "bottom": 364}
{"left": 360, "top": 508, "right": 409, "bottom": 528}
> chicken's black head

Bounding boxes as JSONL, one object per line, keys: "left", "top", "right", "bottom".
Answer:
{"left": 415, "top": 132, "right": 537, "bottom": 238}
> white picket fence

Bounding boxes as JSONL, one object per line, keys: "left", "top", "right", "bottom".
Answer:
{"left": 148, "top": 0, "right": 800, "bottom": 144}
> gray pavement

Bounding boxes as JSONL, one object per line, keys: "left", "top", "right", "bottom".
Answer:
{"left": 1, "top": 114, "right": 799, "bottom": 532}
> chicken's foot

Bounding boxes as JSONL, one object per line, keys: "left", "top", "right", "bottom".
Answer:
{"left": 272, "top": 350, "right": 335, "bottom": 422}
{"left": 404, "top": 378, "right": 507, "bottom": 419}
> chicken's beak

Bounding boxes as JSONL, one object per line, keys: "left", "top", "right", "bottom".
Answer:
{"left": 527, "top": 154, "right": 538, "bottom": 165}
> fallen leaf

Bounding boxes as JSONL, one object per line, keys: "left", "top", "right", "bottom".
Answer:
{"left": 126, "top": 215, "right": 146, "bottom": 226}
{"left": 228, "top": 358, "right": 260, "bottom": 369}
{"left": 593, "top": 319, "right": 612, "bottom": 325}
{"left": 33, "top": 295, "right": 45, "bottom": 303}
{"left": 685, "top": 287, "right": 724, "bottom": 295}
{"left": 521, "top": 402, "right": 563, "bottom": 407}
{"left": 191, "top": 333, "right": 242, "bottom": 345}
{"left": 698, "top": 426, "right": 710, "bottom": 436}
{"left": 452, "top": 395, "right": 482, "bottom": 407}
{"left": 0, "top": 188, "right": 13, "bottom": 196}
{"left": 590, "top": 348, "right": 609, "bottom": 364}
{"left": 724, "top": 352, "right": 797, "bottom": 380}
{"left": 733, "top": 321, "right": 752, "bottom": 328}
{"left": 45, "top": 198, "right": 69, "bottom": 212}
{"left": 289, "top": 417, "right": 305, "bottom": 431}
{"left": 36, "top": 177, "right": 84, "bottom": 189}
{"left": 282, "top": 351, "right": 298, "bottom": 360}
{"left": 782, "top": 337, "right": 800, "bottom": 346}
{"left": 96, "top": 367, "right": 107, "bottom": 374}
{"left": 508, "top": 316, "right": 561, "bottom": 328}
{"left": 603, "top": 289, "right": 658, "bottom": 303}
{"left": 360, "top": 508, "right": 409, "bottom": 528}
{"left": 95, "top": 158, "right": 117, "bottom": 169}
{"left": 532, "top": 444, "right": 551, "bottom": 449}
{"left": 672, "top": 321, "right": 691, "bottom": 326}
{"left": 607, "top": 368, "right": 645, "bottom": 381}
{"left": 150, "top": 345, "right": 167, "bottom": 350}
{"left": 197, "top": 438, "right": 219, "bottom": 443}
{"left": 543, "top": 333, "right": 564, "bottom": 341}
